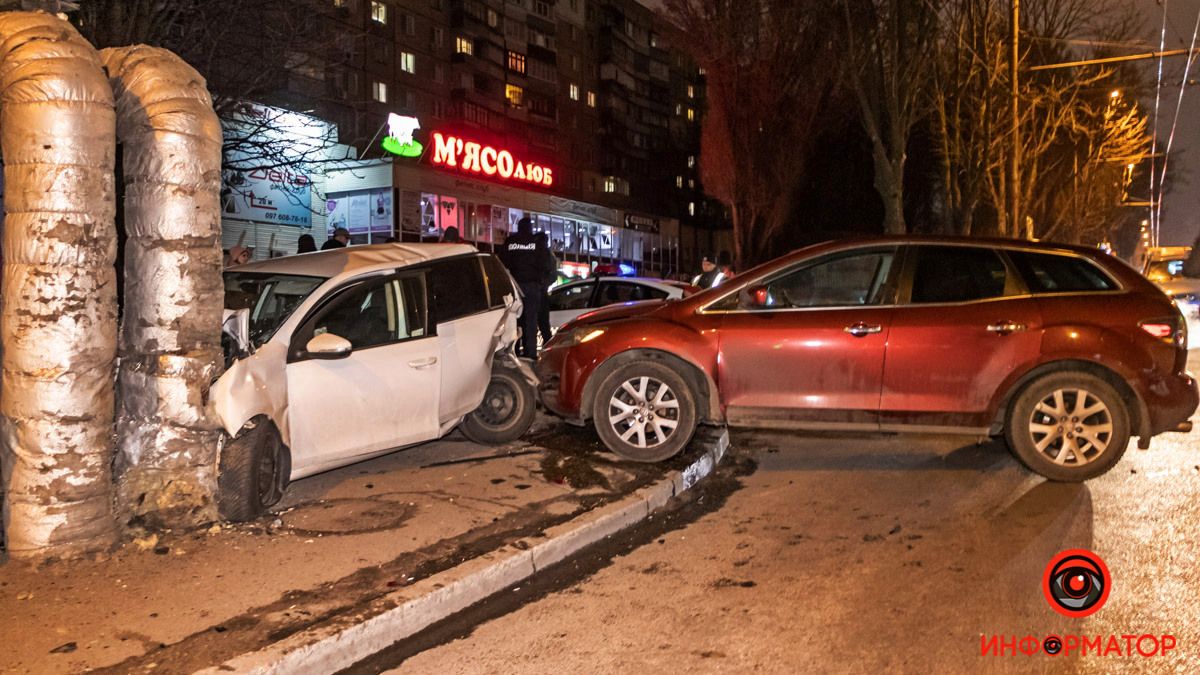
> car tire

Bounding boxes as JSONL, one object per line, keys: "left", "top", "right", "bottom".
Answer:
{"left": 217, "top": 416, "right": 287, "bottom": 522}
{"left": 591, "top": 360, "right": 697, "bottom": 462}
{"left": 460, "top": 367, "right": 537, "bottom": 445}
{"left": 1005, "top": 372, "right": 1130, "bottom": 482}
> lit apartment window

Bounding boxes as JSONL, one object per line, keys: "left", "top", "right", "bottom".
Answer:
{"left": 687, "top": 155, "right": 696, "bottom": 168}
{"left": 687, "top": 107, "right": 695, "bottom": 121}
{"left": 604, "top": 176, "right": 617, "bottom": 193}
{"left": 487, "top": 8, "right": 499, "bottom": 27}
{"left": 675, "top": 103, "right": 682, "bottom": 116}
{"left": 456, "top": 36, "right": 474, "bottom": 56}
{"left": 372, "top": 81, "right": 388, "bottom": 102}
{"left": 688, "top": 202, "right": 696, "bottom": 216}
{"left": 401, "top": 52, "right": 415, "bottom": 74}
{"left": 698, "top": 67, "right": 707, "bottom": 76}
{"left": 587, "top": 91, "right": 596, "bottom": 107}
{"left": 675, "top": 175, "right": 683, "bottom": 188}
{"left": 333, "top": 0, "right": 347, "bottom": 7}
{"left": 687, "top": 84, "right": 695, "bottom": 98}
{"left": 506, "top": 83, "right": 524, "bottom": 108}
{"left": 371, "top": 1, "right": 388, "bottom": 24}
{"left": 569, "top": 83, "right": 579, "bottom": 101}
{"left": 508, "top": 51, "right": 526, "bottom": 74}
{"left": 688, "top": 179, "right": 695, "bottom": 189}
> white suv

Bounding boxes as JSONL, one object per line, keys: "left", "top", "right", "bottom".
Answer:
{"left": 213, "top": 243, "right": 535, "bottom": 520}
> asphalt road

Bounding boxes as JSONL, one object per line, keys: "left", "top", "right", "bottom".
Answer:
{"left": 369, "top": 354, "right": 1200, "bottom": 674}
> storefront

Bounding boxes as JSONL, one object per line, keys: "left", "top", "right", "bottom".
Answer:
{"left": 322, "top": 117, "right": 681, "bottom": 278}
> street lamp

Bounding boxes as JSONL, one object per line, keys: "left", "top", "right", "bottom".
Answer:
{"left": 1110, "top": 89, "right": 1122, "bottom": 99}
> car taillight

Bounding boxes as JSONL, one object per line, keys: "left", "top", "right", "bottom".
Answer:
{"left": 1140, "top": 316, "right": 1186, "bottom": 347}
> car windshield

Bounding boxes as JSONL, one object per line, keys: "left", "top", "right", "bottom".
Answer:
{"left": 224, "top": 272, "right": 326, "bottom": 347}
{"left": 1147, "top": 259, "right": 1190, "bottom": 283}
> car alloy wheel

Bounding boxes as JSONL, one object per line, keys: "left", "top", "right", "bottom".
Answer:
{"left": 607, "top": 375, "right": 681, "bottom": 449}
{"left": 1028, "top": 388, "right": 1112, "bottom": 466}
{"left": 1005, "top": 371, "right": 1129, "bottom": 482}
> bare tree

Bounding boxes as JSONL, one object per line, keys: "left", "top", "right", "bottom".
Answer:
{"left": 929, "top": 0, "right": 1149, "bottom": 241}
{"left": 662, "top": 0, "right": 842, "bottom": 269}
{"left": 840, "top": 0, "right": 938, "bottom": 234}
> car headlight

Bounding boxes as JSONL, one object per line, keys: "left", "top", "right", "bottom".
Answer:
{"left": 547, "top": 326, "right": 606, "bottom": 348}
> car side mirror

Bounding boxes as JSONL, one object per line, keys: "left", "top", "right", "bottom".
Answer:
{"left": 305, "top": 332, "right": 352, "bottom": 359}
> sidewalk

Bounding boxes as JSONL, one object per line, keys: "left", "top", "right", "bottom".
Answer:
{"left": 0, "top": 421, "right": 724, "bottom": 674}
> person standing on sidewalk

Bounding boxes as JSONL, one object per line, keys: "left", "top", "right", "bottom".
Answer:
{"left": 500, "top": 217, "right": 546, "bottom": 359}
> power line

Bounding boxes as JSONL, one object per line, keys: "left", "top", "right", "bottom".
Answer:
{"left": 1026, "top": 47, "right": 1200, "bottom": 71}
{"left": 1156, "top": 5, "right": 1200, "bottom": 238}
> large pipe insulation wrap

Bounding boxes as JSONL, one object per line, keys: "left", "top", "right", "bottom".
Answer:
{"left": 0, "top": 12, "right": 119, "bottom": 559}
{"left": 102, "top": 46, "right": 224, "bottom": 530}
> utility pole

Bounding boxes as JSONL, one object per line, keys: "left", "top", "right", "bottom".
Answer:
{"left": 1012, "top": 0, "right": 1022, "bottom": 239}
{"left": 1010, "top": 0, "right": 1021, "bottom": 239}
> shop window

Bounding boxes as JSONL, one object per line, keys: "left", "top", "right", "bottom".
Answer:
{"left": 370, "top": 1, "right": 387, "bottom": 24}
{"left": 400, "top": 51, "right": 415, "bottom": 74}
{"left": 505, "top": 84, "right": 524, "bottom": 108}
{"left": 372, "top": 81, "right": 388, "bottom": 103}
{"left": 456, "top": 36, "right": 474, "bottom": 56}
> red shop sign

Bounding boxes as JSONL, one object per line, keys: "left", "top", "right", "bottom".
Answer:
{"left": 430, "top": 132, "right": 554, "bottom": 187}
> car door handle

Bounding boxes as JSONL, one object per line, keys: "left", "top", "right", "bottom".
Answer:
{"left": 987, "top": 322, "right": 1027, "bottom": 335}
{"left": 843, "top": 322, "right": 883, "bottom": 338}
{"left": 408, "top": 357, "right": 438, "bottom": 369}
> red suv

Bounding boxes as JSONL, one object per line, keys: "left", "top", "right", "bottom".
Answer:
{"left": 537, "top": 238, "right": 1198, "bottom": 481}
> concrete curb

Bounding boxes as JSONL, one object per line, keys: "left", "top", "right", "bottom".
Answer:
{"left": 199, "top": 427, "right": 729, "bottom": 675}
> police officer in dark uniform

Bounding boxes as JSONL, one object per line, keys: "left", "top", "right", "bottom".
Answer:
{"left": 501, "top": 216, "right": 546, "bottom": 359}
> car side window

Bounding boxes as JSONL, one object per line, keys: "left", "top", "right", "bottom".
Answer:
{"left": 1008, "top": 251, "right": 1117, "bottom": 293}
{"left": 756, "top": 250, "right": 897, "bottom": 309}
{"left": 309, "top": 276, "right": 424, "bottom": 350}
{"left": 549, "top": 281, "right": 595, "bottom": 311}
{"left": 480, "top": 254, "right": 515, "bottom": 308}
{"left": 596, "top": 282, "right": 668, "bottom": 304}
{"left": 428, "top": 256, "right": 489, "bottom": 323}
{"left": 909, "top": 246, "right": 1009, "bottom": 304}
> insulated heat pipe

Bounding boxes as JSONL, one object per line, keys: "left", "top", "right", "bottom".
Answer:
{"left": 101, "top": 45, "right": 224, "bottom": 530}
{"left": 0, "top": 12, "right": 119, "bottom": 559}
